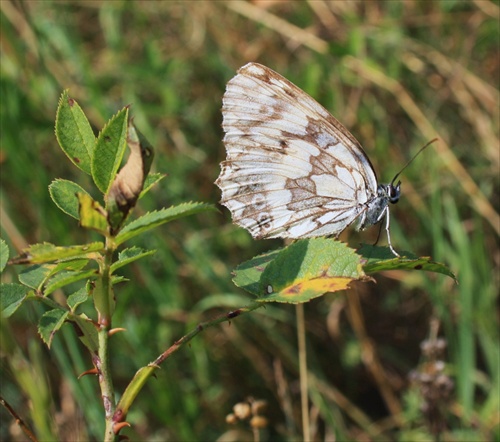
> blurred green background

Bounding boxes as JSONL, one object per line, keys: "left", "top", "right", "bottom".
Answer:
{"left": 1, "top": 1, "right": 498, "bottom": 441}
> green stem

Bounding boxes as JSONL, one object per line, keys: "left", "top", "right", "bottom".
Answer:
{"left": 95, "top": 246, "right": 115, "bottom": 327}
{"left": 93, "top": 239, "right": 117, "bottom": 441}
{"left": 99, "top": 326, "right": 116, "bottom": 441}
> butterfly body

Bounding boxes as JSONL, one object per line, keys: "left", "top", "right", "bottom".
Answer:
{"left": 216, "top": 62, "right": 406, "bottom": 255}
{"left": 358, "top": 182, "right": 401, "bottom": 230}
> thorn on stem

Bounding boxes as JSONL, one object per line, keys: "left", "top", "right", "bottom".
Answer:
{"left": 109, "top": 327, "right": 127, "bottom": 336}
{"left": 78, "top": 368, "right": 99, "bottom": 379}
{"left": 113, "top": 421, "right": 131, "bottom": 435}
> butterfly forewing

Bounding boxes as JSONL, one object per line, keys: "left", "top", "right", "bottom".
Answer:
{"left": 217, "top": 62, "right": 379, "bottom": 240}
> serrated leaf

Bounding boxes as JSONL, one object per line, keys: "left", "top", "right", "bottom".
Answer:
{"left": 232, "top": 249, "right": 283, "bottom": 296}
{"left": 49, "top": 179, "right": 90, "bottom": 220}
{"left": 140, "top": 173, "right": 166, "bottom": 199}
{"left": 259, "top": 239, "right": 366, "bottom": 303}
{"left": 38, "top": 309, "right": 69, "bottom": 348}
{"left": 18, "top": 260, "right": 89, "bottom": 292}
{"left": 358, "top": 245, "right": 457, "bottom": 282}
{"left": 19, "top": 265, "right": 54, "bottom": 290}
{"left": 110, "top": 247, "right": 156, "bottom": 273}
{"left": 0, "top": 239, "right": 8, "bottom": 273}
{"left": 44, "top": 269, "right": 97, "bottom": 296}
{"left": 77, "top": 193, "right": 108, "bottom": 234}
{"left": 53, "top": 259, "right": 90, "bottom": 272}
{"left": 67, "top": 287, "right": 89, "bottom": 311}
{"left": 9, "top": 242, "right": 104, "bottom": 265}
{"left": 92, "top": 107, "right": 129, "bottom": 194}
{"left": 114, "top": 202, "right": 217, "bottom": 245}
{"left": 0, "top": 283, "right": 31, "bottom": 317}
{"left": 55, "top": 90, "right": 95, "bottom": 174}
{"left": 70, "top": 313, "right": 98, "bottom": 352}
{"left": 357, "top": 244, "right": 418, "bottom": 260}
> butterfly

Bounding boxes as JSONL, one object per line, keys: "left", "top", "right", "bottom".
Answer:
{"left": 216, "top": 62, "right": 433, "bottom": 257}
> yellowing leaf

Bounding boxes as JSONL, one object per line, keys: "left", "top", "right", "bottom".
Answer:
{"left": 264, "top": 275, "right": 355, "bottom": 303}
{"left": 258, "top": 238, "right": 366, "bottom": 304}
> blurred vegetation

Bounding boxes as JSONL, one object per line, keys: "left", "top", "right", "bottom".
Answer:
{"left": 0, "top": 1, "right": 498, "bottom": 441}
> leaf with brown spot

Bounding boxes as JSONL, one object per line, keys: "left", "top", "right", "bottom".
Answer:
{"left": 258, "top": 238, "right": 367, "bottom": 303}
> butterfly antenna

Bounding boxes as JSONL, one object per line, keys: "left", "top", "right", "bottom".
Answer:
{"left": 390, "top": 138, "right": 438, "bottom": 186}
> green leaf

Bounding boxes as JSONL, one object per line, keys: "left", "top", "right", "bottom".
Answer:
{"left": 140, "top": 173, "right": 166, "bottom": 199}
{"left": 258, "top": 239, "right": 366, "bottom": 304}
{"left": 55, "top": 90, "right": 95, "bottom": 175}
{"left": 19, "top": 265, "right": 54, "bottom": 290}
{"left": 53, "top": 259, "right": 90, "bottom": 272}
{"left": 44, "top": 269, "right": 97, "bottom": 296}
{"left": 92, "top": 107, "right": 129, "bottom": 194}
{"left": 77, "top": 193, "right": 108, "bottom": 234}
{"left": 110, "top": 247, "right": 156, "bottom": 273}
{"left": 18, "top": 260, "right": 89, "bottom": 292}
{"left": 0, "top": 283, "right": 31, "bottom": 317}
{"left": 357, "top": 244, "right": 418, "bottom": 260}
{"left": 358, "top": 245, "right": 458, "bottom": 282}
{"left": 0, "top": 239, "right": 8, "bottom": 273}
{"left": 9, "top": 242, "right": 104, "bottom": 265}
{"left": 115, "top": 202, "right": 217, "bottom": 245}
{"left": 232, "top": 248, "right": 283, "bottom": 296}
{"left": 38, "top": 309, "right": 69, "bottom": 348}
{"left": 49, "top": 179, "right": 90, "bottom": 220}
{"left": 67, "top": 287, "right": 89, "bottom": 311}
{"left": 70, "top": 313, "right": 98, "bottom": 352}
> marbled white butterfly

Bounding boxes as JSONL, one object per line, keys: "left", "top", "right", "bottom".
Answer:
{"left": 216, "top": 62, "right": 433, "bottom": 256}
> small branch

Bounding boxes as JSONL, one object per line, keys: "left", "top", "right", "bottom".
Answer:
{"left": 154, "top": 302, "right": 263, "bottom": 366}
{"left": 113, "top": 302, "right": 264, "bottom": 426}
{"left": 0, "top": 395, "right": 39, "bottom": 442}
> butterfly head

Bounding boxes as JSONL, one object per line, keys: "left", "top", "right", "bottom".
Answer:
{"left": 389, "top": 180, "right": 401, "bottom": 203}
{"left": 378, "top": 182, "right": 401, "bottom": 204}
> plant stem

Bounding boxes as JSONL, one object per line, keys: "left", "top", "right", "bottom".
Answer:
{"left": 99, "top": 325, "right": 116, "bottom": 441}
{"left": 94, "top": 240, "right": 117, "bottom": 441}
{"left": 296, "top": 303, "right": 310, "bottom": 441}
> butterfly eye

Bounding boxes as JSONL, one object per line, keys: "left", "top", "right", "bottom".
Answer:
{"left": 389, "top": 182, "right": 401, "bottom": 203}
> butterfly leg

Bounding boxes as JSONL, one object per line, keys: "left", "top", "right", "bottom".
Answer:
{"left": 383, "top": 207, "right": 400, "bottom": 257}
{"left": 373, "top": 221, "right": 383, "bottom": 246}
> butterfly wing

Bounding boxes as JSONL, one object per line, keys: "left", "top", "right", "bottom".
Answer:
{"left": 216, "top": 62, "right": 379, "bottom": 239}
